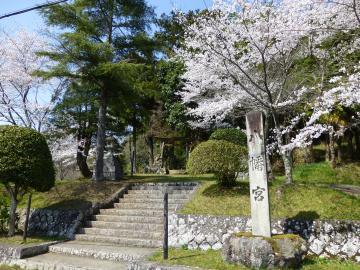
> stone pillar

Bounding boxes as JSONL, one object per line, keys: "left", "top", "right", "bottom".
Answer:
{"left": 245, "top": 111, "right": 271, "bottom": 237}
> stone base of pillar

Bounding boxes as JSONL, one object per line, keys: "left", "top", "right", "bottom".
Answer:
{"left": 222, "top": 233, "right": 307, "bottom": 269}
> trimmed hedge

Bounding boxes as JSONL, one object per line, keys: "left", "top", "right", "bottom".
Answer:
{"left": 209, "top": 128, "right": 247, "bottom": 146}
{"left": 0, "top": 126, "right": 55, "bottom": 192}
{"left": 187, "top": 140, "right": 247, "bottom": 186}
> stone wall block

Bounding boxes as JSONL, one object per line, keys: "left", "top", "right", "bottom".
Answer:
{"left": 169, "top": 214, "right": 359, "bottom": 261}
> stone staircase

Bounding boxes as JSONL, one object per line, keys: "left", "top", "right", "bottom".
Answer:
{"left": 16, "top": 182, "right": 198, "bottom": 270}
{"left": 74, "top": 182, "right": 197, "bottom": 248}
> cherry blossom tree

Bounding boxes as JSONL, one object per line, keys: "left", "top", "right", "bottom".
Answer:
{"left": 177, "top": 0, "right": 360, "bottom": 184}
{"left": 49, "top": 134, "right": 78, "bottom": 180}
{"left": 282, "top": 65, "right": 360, "bottom": 166}
{"left": 280, "top": 0, "right": 360, "bottom": 166}
{"left": 0, "top": 30, "right": 62, "bottom": 132}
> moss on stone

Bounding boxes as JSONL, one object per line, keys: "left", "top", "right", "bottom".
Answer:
{"left": 233, "top": 232, "right": 304, "bottom": 254}
{"left": 234, "top": 231, "right": 253, "bottom": 238}
{"left": 272, "top": 233, "right": 301, "bottom": 240}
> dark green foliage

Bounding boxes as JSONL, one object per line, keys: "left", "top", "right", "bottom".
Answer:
{"left": 156, "top": 10, "right": 199, "bottom": 57}
{"left": 187, "top": 140, "right": 247, "bottom": 187}
{"left": 51, "top": 82, "right": 98, "bottom": 136}
{"left": 0, "top": 197, "right": 9, "bottom": 233}
{"left": 0, "top": 126, "right": 55, "bottom": 192}
{"left": 157, "top": 60, "right": 188, "bottom": 131}
{"left": 39, "top": 0, "right": 158, "bottom": 180}
{"left": 209, "top": 128, "right": 247, "bottom": 147}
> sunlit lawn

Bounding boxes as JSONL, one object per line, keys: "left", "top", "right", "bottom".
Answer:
{"left": 180, "top": 179, "right": 359, "bottom": 220}
{"left": 290, "top": 161, "right": 360, "bottom": 186}
{"left": 180, "top": 162, "right": 360, "bottom": 220}
{"left": 0, "top": 179, "right": 125, "bottom": 210}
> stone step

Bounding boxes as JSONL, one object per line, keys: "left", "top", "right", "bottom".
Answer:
{"left": 17, "top": 252, "right": 127, "bottom": 270}
{"left": 49, "top": 241, "right": 156, "bottom": 263}
{"left": 131, "top": 185, "right": 196, "bottom": 191}
{"left": 79, "top": 227, "right": 162, "bottom": 240}
{"left": 114, "top": 202, "right": 181, "bottom": 210}
{"left": 92, "top": 214, "right": 163, "bottom": 224}
{"left": 123, "top": 193, "right": 190, "bottom": 200}
{"left": 99, "top": 208, "right": 169, "bottom": 216}
{"left": 132, "top": 182, "right": 198, "bottom": 187}
{"left": 120, "top": 197, "right": 189, "bottom": 204}
{"left": 86, "top": 220, "right": 163, "bottom": 231}
{"left": 127, "top": 189, "right": 193, "bottom": 195}
{"left": 75, "top": 234, "right": 162, "bottom": 248}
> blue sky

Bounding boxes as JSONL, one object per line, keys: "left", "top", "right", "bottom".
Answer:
{"left": 0, "top": 0, "right": 212, "bottom": 32}
{"left": 0, "top": 0, "right": 212, "bottom": 111}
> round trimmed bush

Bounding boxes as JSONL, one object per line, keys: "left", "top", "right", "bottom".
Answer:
{"left": 187, "top": 140, "right": 247, "bottom": 187}
{"left": 209, "top": 128, "right": 247, "bottom": 146}
{"left": 0, "top": 125, "right": 55, "bottom": 235}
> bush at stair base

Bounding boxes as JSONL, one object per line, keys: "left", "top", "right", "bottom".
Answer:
{"left": 222, "top": 233, "right": 307, "bottom": 269}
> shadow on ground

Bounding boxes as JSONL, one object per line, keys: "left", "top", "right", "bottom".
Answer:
{"left": 289, "top": 211, "right": 320, "bottom": 221}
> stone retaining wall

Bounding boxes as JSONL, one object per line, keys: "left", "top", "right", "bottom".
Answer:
{"left": 18, "top": 209, "right": 85, "bottom": 239}
{"left": 18, "top": 184, "right": 130, "bottom": 239}
{"left": 169, "top": 214, "right": 360, "bottom": 261}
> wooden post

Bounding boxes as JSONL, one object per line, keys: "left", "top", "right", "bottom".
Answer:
{"left": 23, "top": 193, "right": 32, "bottom": 242}
{"left": 245, "top": 111, "right": 271, "bottom": 237}
{"left": 163, "top": 192, "right": 169, "bottom": 260}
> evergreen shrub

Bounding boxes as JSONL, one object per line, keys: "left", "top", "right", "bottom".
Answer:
{"left": 187, "top": 140, "right": 247, "bottom": 187}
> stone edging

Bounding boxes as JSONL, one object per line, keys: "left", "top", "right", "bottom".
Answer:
{"left": 0, "top": 240, "right": 63, "bottom": 260}
{"left": 127, "top": 261, "right": 196, "bottom": 270}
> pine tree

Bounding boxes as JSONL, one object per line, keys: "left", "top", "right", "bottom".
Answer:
{"left": 38, "top": 0, "right": 155, "bottom": 181}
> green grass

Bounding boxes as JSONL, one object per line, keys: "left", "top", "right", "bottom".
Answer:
{"left": 181, "top": 180, "right": 360, "bottom": 220}
{"left": 301, "top": 258, "right": 360, "bottom": 270}
{"left": 0, "top": 266, "right": 21, "bottom": 270}
{"left": 0, "top": 179, "right": 125, "bottom": 210}
{"left": 150, "top": 248, "right": 360, "bottom": 270}
{"left": 150, "top": 248, "right": 244, "bottom": 270}
{"left": 0, "top": 234, "right": 63, "bottom": 245}
{"left": 289, "top": 162, "right": 360, "bottom": 186}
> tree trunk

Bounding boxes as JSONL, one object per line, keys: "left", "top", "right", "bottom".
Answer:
{"left": 263, "top": 111, "right": 274, "bottom": 181}
{"left": 348, "top": 131, "right": 354, "bottom": 160}
{"left": 129, "top": 137, "right": 133, "bottom": 177}
{"left": 160, "top": 140, "right": 165, "bottom": 168}
{"left": 266, "top": 153, "right": 274, "bottom": 182}
{"left": 329, "top": 132, "right": 337, "bottom": 168}
{"left": 271, "top": 111, "right": 293, "bottom": 184}
{"left": 337, "top": 137, "right": 343, "bottom": 164}
{"left": 77, "top": 137, "right": 92, "bottom": 178}
{"left": 282, "top": 150, "right": 293, "bottom": 184}
{"left": 23, "top": 193, "right": 32, "bottom": 242}
{"left": 355, "top": 128, "right": 360, "bottom": 159}
{"left": 304, "top": 145, "right": 314, "bottom": 163}
{"left": 146, "top": 136, "right": 154, "bottom": 168}
{"left": 185, "top": 142, "right": 190, "bottom": 168}
{"left": 275, "top": 127, "right": 293, "bottom": 184}
{"left": 325, "top": 135, "right": 331, "bottom": 162}
{"left": 8, "top": 190, "right": 18, "bottom": 237}
{"left": 132, "top": 126, "right": 137, "bottom": 175}
{"left": 94, "top": 90, "right": 107, "bottom": 182}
